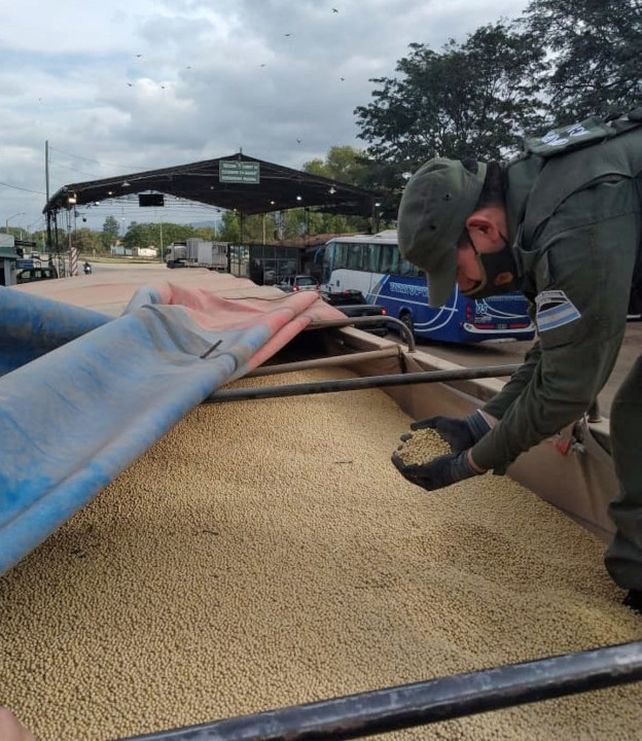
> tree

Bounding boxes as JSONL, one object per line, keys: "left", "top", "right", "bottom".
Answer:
{"left": 303, "top": 146, "right": 383, "bottom": 232}
{"left": 355, "top": 22, "right": 545, "bottom": 170}
{"left": 122, "top": 222, "right": 198, "bottom": 252}
{"left": 522, "top": 0, "right": 642, "bottom": 123}
{"left": 101, "top": 216, "right": 120, "bottom": 250}
{"left": 304, "top": 145, "right": 371, "bottom": 186}
{"left": 217, "top": 211, "right": 279, "bottom": 243}
{"left": 71, "top": 228, "right": 101, "bottom": 254}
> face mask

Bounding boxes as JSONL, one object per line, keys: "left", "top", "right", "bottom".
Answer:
{"left": 460, "top": 231, "right": 518, "bottom": 299}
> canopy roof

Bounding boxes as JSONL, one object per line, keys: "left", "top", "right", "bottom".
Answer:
{"left": 44, "top": 152, "right": 380, "bottom": 217}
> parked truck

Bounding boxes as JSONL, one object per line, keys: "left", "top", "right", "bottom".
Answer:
{"left": 165, "top": 238, "right": 228, "bottom": 271}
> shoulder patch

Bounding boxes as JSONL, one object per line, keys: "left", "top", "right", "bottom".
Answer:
{"left": 535, "top": 290, "right": 581, "bottom": 332}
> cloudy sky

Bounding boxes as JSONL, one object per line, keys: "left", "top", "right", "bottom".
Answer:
{"left": 1, "top": 0, "right": 529, "bottom": 233}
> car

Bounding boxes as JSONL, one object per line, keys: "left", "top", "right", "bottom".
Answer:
{"left": 16, "top": 266, "right": 58, "bottom": 284}
{"left": 278, "top": 275, "right": 319, "bottom": 292}
{"left": 321, "top": 289, "right": 389, "bottom": 336}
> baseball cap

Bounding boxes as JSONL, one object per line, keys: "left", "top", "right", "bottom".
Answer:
{"left": 397, "top": 158, "right": 487, "bottom": 307}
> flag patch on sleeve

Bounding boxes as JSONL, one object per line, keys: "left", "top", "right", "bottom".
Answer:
{"left": 535, "top": 290, "right": 581, "bottom": 332}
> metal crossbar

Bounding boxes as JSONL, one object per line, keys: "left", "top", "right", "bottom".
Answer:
{"left": 121, "top": 641, "right": 642, "bottom": 741}
{"left": 203, "top": 364, "right": 521, "bottom": 404}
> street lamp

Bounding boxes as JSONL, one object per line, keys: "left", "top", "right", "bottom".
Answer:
{"left": 5, "top": 211, "right": 25, "bottom": 232}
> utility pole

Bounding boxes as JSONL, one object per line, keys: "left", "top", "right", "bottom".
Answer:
{"left": 45, "top": 140, "right": 53, "bottom": 263}
{"left": 45, "top": 140, "right": 50, "bottom": 204}
{"left": 159, "top": 221, "right": 164, "bottom": 262}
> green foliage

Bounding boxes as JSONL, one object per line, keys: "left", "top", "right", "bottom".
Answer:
{"left": 71, "top": 228, "right": 101, "bottom": 253}
{"left": 522, "top": 0, "right": 642, "bottom": 122}
{"left": 355, "top": 22, "right": 545, "bottom": 169}
{"left": 122, "top": 222, "right": 198, "bottom": 251}
{"left": 304, "top": 145, "right": 370, "bottom": 186}
{"left": 218, "top": 211, "right": 240, "bottom": 242}
{"left": 101, "top": 216, "right": 120, "bottom": 250}
{"left": 302, "top": 147, "right": 381, "bottom": 233}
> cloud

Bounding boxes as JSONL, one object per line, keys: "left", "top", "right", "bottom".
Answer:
{"left": 0, "top": 0, "right": 529, "bottom": 230}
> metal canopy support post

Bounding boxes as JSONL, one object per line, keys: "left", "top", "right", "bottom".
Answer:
{"left": 121, "top": 641, "right": 642, "bottom": 741}
{"left": 306, "top": 316, "right": 416, "bottom": 352}
{"left": 203, "top": 364, "right": 521, "bottom": 404}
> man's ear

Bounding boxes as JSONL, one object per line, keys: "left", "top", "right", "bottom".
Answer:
{"left": 465, "top": 207, "right": 505, "bottom": 247}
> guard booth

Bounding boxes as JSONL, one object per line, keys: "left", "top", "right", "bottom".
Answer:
{"left": 227, "top": 235, "right": 344, "bottom": 286}
{"left": 0, "top": 234, "right": 19, "bottom": 286}
{"left": 228, "top": 243, "right": 301, "bottom": 285}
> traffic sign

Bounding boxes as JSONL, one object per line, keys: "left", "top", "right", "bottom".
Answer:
{"left": 219, "top": 160, "right": 260, "bottom": 184}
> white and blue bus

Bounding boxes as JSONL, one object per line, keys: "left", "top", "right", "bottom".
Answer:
{"left": 320, "top": 230, "right": 535, "bottom": 344}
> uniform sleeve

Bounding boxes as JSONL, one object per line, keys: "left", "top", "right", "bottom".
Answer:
{"left": 471, "top": 185, "right": 638, "bottom": 472}
{"left": 482, "top": 341, "right": 541, "bottom": 420}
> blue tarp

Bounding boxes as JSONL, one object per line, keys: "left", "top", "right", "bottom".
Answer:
{"left": 0, "top": 284, "right": 320, "bottom": 574}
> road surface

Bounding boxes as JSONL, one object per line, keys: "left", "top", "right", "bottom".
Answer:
{"left": 411, "top": 322, "right": 640, "bottom": 416}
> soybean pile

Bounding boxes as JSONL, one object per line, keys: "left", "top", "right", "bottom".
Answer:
{"left": 396, "top": 427, "right": 451, "bottom": 464}
{"left": 0, "top": 367, "right": 640, "bottom": 741}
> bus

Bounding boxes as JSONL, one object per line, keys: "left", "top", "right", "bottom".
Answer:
{"left": 320, "top": 230, "right": 535, "bottom": 344}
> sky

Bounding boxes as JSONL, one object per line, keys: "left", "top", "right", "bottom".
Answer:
{"left": 0, "top": 0, "right": 530, "bottom": 234}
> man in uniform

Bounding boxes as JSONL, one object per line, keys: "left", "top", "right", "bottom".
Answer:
{"left": 391, "top": 109, "right": 642, "bottom": 613}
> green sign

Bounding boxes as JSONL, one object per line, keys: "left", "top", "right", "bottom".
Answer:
{"left": 219, "top": 160, "right": 260, "bottom": 184}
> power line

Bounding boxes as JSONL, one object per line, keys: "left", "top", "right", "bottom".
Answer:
{"left": 49, "top": 158, "right": 103, "bottom": 180}
{"left": 0, "top": 181, "right": 46, "bottom": 195}
{"left": 48, "top": 145, "right": 165, "bottom": 174}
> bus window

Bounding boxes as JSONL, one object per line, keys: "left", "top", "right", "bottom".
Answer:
{"left": 322, "top": 243, "right": 334, "bottom": 283}
{"left": 379, "top": 245, "right": 399, "bottom": 274}
{"left": 335, "top": 242, "right": 348, "bottom": 270}
{"left": 346, "top": 244, "right": 363, "bottom": 270}
{"left": 363, "top": 243, "right": 381, "bottom": 272}
{"left": 400, "top": 258, "right": 421, "bottom": 277}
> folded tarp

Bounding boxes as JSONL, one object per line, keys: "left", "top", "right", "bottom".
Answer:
{"left": 0, "top": 282, "right": 342, "bottom": 574}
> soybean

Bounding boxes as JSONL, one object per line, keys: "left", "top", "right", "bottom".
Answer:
{"left": 396, "top": 427, "right": 451, "bottom": 464}
{"left": 0, "top": 367, "right": 639, "bottom": 741}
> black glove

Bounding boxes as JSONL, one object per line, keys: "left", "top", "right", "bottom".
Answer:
{"left": 391, "top": 450, "right": 481, "bottom": 492}
{"left": 623, "top": 589, "right": 642, "bottom": 616}
{"left": 408, "top": 412, "right": 491, "bottom": 453}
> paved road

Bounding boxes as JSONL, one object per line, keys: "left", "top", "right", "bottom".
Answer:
{"left": 411, "top": 321, "right": 641, "bottom": 416}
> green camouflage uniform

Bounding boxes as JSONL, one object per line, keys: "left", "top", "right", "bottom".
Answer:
{"left": 470, "top": 117, "right": 642, "bottom": 590}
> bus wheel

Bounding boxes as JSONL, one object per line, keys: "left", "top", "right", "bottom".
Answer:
{"left": 399, "top": 311, "right": 415, "bottom": 339}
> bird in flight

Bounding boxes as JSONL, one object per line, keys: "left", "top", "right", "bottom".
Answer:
{"left": 127, "top": 82, "right": 134, "bottom": 87}
{"left": 332, "top": 7, "right": 339, "bottom": 12}
{"left": 340, "top": 76, "right": 345, "bottom": 81}
{"left": 284, "top": 32, "right": 292, "bottom": 37}
{"left": 135, "top": 54, "right": 143, "bottom": 58}
{"left": 296, "top": 138, "right": 302, "bottom": 144}
{"left": 186, "top": 65, "right": 192, "bottom": 69}
{"left": 260, "top": 63, "right": 266, "bottom": 67}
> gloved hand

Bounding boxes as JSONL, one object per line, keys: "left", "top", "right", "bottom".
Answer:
{"left": 403, "top": 411, "right": 492, "bottom": 453}
{"left": 391, "top": 449, "right": 482, "bottom": 491}
{"left": 623, "top": 589, "right": 642, "bottom": 616}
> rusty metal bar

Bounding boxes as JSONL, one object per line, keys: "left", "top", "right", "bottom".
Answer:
{"left": 306, "top": 316, "right": 416, "bottom": 352}
{"left": 121, "top": 641, "right": 642, "bottom": 740}
{"left": 246, "top": 347, "right": 401, "bottom": 378}
{"left": 203, "top": 364, "right": 521, "bottom": 404}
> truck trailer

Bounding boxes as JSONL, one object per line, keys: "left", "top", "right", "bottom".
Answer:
{"left": 1, "top": 271, "right": 641, "bottom": 741}
{"left": 165, "top": 238, "right": 228, "bottom": 271}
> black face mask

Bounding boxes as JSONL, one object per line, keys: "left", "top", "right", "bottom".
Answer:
{"left": 460, "top": 231, "right": 518, "bottom": 299}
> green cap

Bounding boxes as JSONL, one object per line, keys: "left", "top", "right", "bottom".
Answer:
{"left": 397, "top": 158, "right": 487, "bottom": 307}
